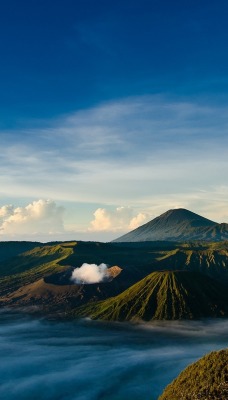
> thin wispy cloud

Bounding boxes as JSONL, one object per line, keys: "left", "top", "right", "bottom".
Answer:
{"left": 1, "top": 95, "right": 228, "bottom": 239}
{"left": 3, "top": 97, "right": 228, "bottom": 159}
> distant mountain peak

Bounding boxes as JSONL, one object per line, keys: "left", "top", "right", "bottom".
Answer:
{"left": 154, "top": 208, "right": 216, "bottom": 226}
{"left": 113, "top": 208, "right": 228, "bottom": 242}
{"left": 153, "top": 208, "right": 216, "bottom": 226}
{"left": 160, "top": 207, "right": 210, "bottom": 218}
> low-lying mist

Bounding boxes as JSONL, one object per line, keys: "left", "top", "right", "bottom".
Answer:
{"left": 1, "top": 310, "right": 228, "bottom": 400}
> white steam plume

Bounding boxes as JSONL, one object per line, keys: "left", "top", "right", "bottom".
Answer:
{"left": 71, "top": 263, "right": 108, "bottom": 284}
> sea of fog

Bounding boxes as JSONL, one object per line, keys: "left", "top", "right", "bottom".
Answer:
{"left": 1, "top": 311, "right": 228, "bottom": 400}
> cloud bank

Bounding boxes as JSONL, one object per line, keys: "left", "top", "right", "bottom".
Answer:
{"left": 71, "top": 263, "right": 108, "bottom": 284}
{"left": 1, "top": 95, "right": 228, "bottom": 239}
{"left": 89, "top": 207, "right": 149, "bottom": 232}
{"left": 0, "top": 199, "right": 64, "bottom": 239}
{"left": 0, "top": 199, "right": 150, "bottom": 241}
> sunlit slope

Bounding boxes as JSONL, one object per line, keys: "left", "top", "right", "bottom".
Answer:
{"left": 0, "top": 240, "right": 162, "bottom": 301}
{"left": 0, "top": 243, "right": 75, "bottom": 296}
{"left": 114, "top": 208, "right": 228, "bottom": 242}
{"left": 72, "top": 271, "right": 228, "bottom": 321}
{"left": 1, "top": 267, "right": 123, "bottom": 311}
{"left": 1, "top": 240, "right": 228, "bottom": 315}
{"left": 152, "top": 242, "right": 228, "bottom": 282}
{"left": 0, "top": 241, "right": 128, "bottom": 310}
{"left": 2, "top": 240, "right": 228, "bottom": 284}
{"left": 159, "top": 349, "right": 228, "bottom": 400}
{"left": 58, "top": 241, "right": 159, "bottom": 276}
{"left": 0, "top": 242, "right": 77, "bottom": 277}
{"left": 62, "top": 241, "right": 228, "bottom": 284}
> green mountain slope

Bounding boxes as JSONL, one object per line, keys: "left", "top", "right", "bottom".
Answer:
{"left": 113, "top": 208, "right": 228, "bottom": 242}
{"left": 1, "top": 240, "right": 228, "bottom": 318}
{"left": 0, "top": 242, "right": 129, "bottom": 312}
{"left": 2, "top": 240, "right": 228, "bottom": 289}
{"left": 0, "top": 243, "right": 74, "bottom": 296}
{"left": 0, "top": 242, "right": 76, "bottom": 278}
{"left": 152, "top": 242, "right": 228, "bottom": 283}
{"left": 1, "top": 266, "right": 123, "bottom": 312}
{"left": 159, "top": 349, "right": 228, "bottom": 400}
{"left": 0, "top": 240, "right": 165, "bottom": 297}
{"left": 71, "top": 271, "right": 228, "bottom": 321}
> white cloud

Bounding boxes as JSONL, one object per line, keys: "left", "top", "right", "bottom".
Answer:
{"left": 89, "top": 206, "right": 150, "bottom": 232}
{"left": 129, "top": 213, "right": 147, "bottom": 230}
{"left": 1, "top": 95, "right": 228, "bottom": 234}
{"left": 71, "top": 263, "right": 108, "bottom": 284}
{"left": 0, "top": 199, "right": 65, "bottom": 238}
{"left": 0, "top": 205, "right": 15, "bottom": 219}
{"left": 0, "top": 200, "right": 150, "bottom": 241}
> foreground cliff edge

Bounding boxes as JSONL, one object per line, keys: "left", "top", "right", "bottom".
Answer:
{"left": 159, "top": 349, "right": 228, "bottom": 400}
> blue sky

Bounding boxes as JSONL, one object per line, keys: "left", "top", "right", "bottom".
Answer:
{"left": 1, "top": 0, "right": 228, "bottom": 241}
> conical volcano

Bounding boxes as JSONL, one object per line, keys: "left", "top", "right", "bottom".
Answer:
{"left": 113, "top": 208, "right": 228, "bottom": 242}
{"left": 71, "top": 270, "right": 228, "bottom": 321}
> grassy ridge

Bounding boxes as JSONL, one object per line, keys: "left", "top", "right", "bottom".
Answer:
{"left": 71, "top": 271, "right": 228, "bottom": 321}
{"left": 0, "top": 243, "right": 74, "bottom": 296}
{"left": 159, "top": 349, "right": 228, "bottom": 400}
{"left": 1, "top": 240, "right": 228, "bottom": 281}
{"left": 0, "top": 242, "right": 75, "bottom": 278}
{"left": 1, "top": 240, "right": 228, "bottom": 318}
{"left": 152, "top": 243, "right": 228, "bottom": 283}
